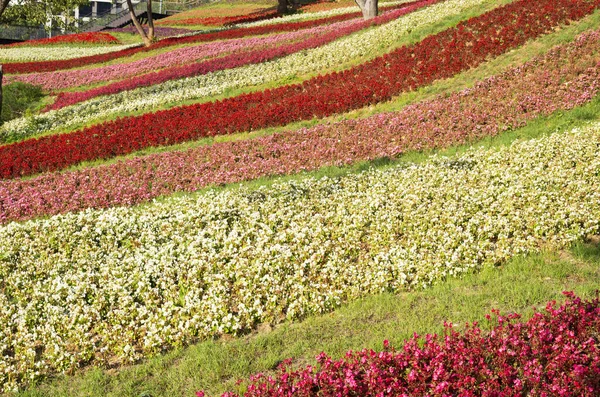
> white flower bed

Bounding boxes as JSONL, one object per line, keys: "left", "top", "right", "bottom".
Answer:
{"left": 1, "top": 123, "right": 599, "bottom": 392}
{"left": 0, "top": 44, "right": 137, "bottom": 62}
{"left": 1, "top": 0, "right": 490, "bottom": 141}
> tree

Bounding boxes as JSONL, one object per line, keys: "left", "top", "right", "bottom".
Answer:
{"left": 0, "top": 0, "right": 89, "bottom": 32}
{"left": 126, "top": 0, "right": 154, "bottom": 47}
{"left": 355, "top": 0, "right": 378, "bottom": 19}
{"left": 277, "top": 0, "right": 298, "bottom": 15}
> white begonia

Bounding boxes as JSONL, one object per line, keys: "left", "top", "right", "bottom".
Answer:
{"left": 0, "top": 123, "right": 599, "bottom": 391}
{"left": 0, "top": 45, "right": 138, "bottom": 62}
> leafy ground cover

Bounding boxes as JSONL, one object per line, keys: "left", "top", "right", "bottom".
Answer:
{"left": 1, "top": 120, "right": 599, "bottom": 391}
{"left": 0, "top": 83, "right": 44, "bottom": 125}
{"left": 2, "top": 26, "right": 598, "bottom": 223}
{"left": 0, "top": 0, "right": 595, "bottom": 180}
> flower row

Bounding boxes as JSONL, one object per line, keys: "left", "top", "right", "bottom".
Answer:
{"left": 2, "top": 0, "right": 477, "bottom": 141}
{"left": 14, "top": 14, "right": 359, "bottom": 92}
{"left": 2, "top": 0, "right": 597, "bottom": 179}
{"left": 106, "top": 26, "right": 195, "bottom": 38}
{"left": 168, "top": 9, "right": 279, "bottom": 27}
{"left": 4, "top": 32, "right": 121, "bottom": 47}
{"left": 200, "top": 293, "right": 600, "bottom": 397}
{"left": 1, "top": 124, "right": 599, "bottom": 392}
{"left": 43, "top": 3, "right": 431, "bottom": 108}
{"left": 3, "top": 1, "right": 412, "bottom": 74}
{"left": 0, "top": 44, "right": 135, "bottom": 62}
{"left": 3, "top": 27, "right": 597, "bottom": 223}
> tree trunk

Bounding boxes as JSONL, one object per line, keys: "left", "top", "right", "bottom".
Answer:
{"left": 355, "top": 0, "right": 378, "bottom": 19}
{"left": 146, "top": 0, "right": 155, "bottom": 42}
{"left": 0, "top": 0, "right": 11, "bottom": 20}
{"left": 277, "top": 0, "right": 288, "bottom": 15}
{"left": 126, "top": 0, "right": 152, "bottom": 47}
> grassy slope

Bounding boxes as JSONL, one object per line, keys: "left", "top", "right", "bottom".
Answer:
{"left": 6, "top": 2, "right": 600, "bottom": 397}
{"left": 16, "top": 240, "right": 600, "bottom": 397}
{"left": 12, "top": 31, "right": 600, "bottom": 392}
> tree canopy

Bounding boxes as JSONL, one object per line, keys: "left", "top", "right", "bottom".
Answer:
{"left": 0, "top": 0, "right": 89, "bottom": 31}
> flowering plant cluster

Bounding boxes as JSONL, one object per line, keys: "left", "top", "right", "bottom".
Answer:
{"left": 4, "top": 32, "right": 120, "bottom": 47}
{"left": 14, "top": 14, "right": 362, "bottom": 92}
{"left": 40, "top": 2, "right": 433, "bottom": 108}
{"left": 1, "top": 0, "right": 597, "bottom": 179}
{"left": 0, "top": 44, "right": 135, "bottom": 62}
{"left": 171, "top": 10, "right": 280, "bottom": 27}
{"left": 2, "top": 27, "right": 598, "bottom": 223}
{"left": 3, "top": 0, "right": 412, "bottom": 74}
{"left": 0, "top": 125, "right": 599, "bottom": 392}
{"left": 2, "top": 0, "right": 480, "bottom": 140}
{"left": 107, "top": 26, "right": 195, "bottom": 37}
{"left": 200, "top": 293, "right": 600, "bottom": 397}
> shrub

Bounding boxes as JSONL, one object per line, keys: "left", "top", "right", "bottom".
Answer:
{"left": 1, "top": 82, "right": 43, "bottom": 123}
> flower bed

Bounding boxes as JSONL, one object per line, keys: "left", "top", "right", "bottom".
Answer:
{"left": 15, "top": 16, "right": 356, "bottom": 91}
{"left": 3, "top": 0, "right": 413, "bottom": 74}
{"left": 2, "top": 0, "right": 480, "bottom": 140}
{"left": 199, "top": 293, "right": 600, "bottom": 396}
{"left": 107, "top": 26, "right": 195, "bottom": 38}
{"left": 1, "top": 0, "right": 597, "bottom": 179}
{"left": 4, "top": 32, "right": 120, "bottom": 47}
{"left": 0, "top": 44, "right": 136, "bottom": 62}
{"left": 2, "top": 28, "right": 598, "bottom": 223}
{"left": 41, "top": 3, "right": 432, "bottom": 107}
{"left": 1, "top": 124, "right": 599, "bottom": 392}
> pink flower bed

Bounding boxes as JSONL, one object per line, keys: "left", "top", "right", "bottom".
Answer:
{"left": 1, "top": 29, "right": 598, "bottom": 224}
{"left": 197, "top": 292, "right": 600, "bottom": 396}
{"left": 12, "top": 15, "right": 362, "bottom": 91}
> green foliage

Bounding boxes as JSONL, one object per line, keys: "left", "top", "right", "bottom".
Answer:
{"left": 1, "top": 82, "right": 44, "bottom": 124}
{"left": 0, "top": 0, "right": 89, "bottom": 31}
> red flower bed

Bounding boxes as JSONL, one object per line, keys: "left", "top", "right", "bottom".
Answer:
{"left": 197, "top": 292, "right": 600, "bottom": 397}
{"left": 3, "top": 2, "right": 411, "bottom": 74}
{"left": 1, "top": 0, "right": 598, "bottom": 180}
{"left": 5, "top": 32, "right": 121, "bottom": 47}
{"left": 47, "top": 0, "right": 436, "bottom": 110}
{"left": 173, "top": 10, "right": 280, "bottom": 27}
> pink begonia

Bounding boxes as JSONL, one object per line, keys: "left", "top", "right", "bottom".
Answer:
{"left": 197, "top": 293, "right": 600, "bottom": 396}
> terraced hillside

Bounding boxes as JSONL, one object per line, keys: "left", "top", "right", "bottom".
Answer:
{"left": 1, "top": 0, "right": 599, "bottom": 395}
